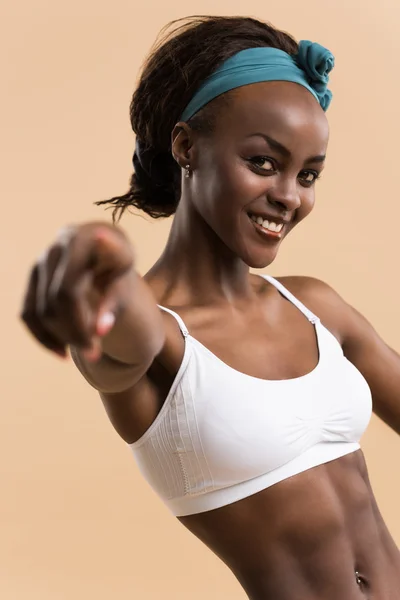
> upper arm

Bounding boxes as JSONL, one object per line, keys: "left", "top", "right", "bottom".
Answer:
{"left": 71, "top": 308, "right": 186, "bottom": 443}
{"left": 281, "top": 276, "right": 400, "bottom": 435}
{"left": 338, "top": 298, "right": 400, "bottom": 434}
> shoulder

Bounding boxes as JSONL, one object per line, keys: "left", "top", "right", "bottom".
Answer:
{"left": 272, "top": 277, "right": 400, "bottom": 434}
{"left": 273, "top": 275, "right": 355, "bottom": 345}
{"left": 275, "top": 275, "right": 340, "bottom": 306}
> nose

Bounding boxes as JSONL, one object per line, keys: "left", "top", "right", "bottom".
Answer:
{"left": 267, "top": 176, "right": 301, "bottom": 213}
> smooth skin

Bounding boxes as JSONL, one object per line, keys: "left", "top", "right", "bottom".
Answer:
{"left": 21, "top": 81, "right": 400, "bottom": 599}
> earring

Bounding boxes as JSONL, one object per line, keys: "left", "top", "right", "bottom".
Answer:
{"left": 184, "top": 164, "right": 191, "bottom": 178}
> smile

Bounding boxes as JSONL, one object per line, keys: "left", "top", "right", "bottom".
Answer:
{"left": 248, "top": 213, "right": 285, "bottom": 238}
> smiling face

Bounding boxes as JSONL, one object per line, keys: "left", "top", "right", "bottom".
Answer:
{"left": 174, "top": 80, "right": 330, "bottom": 269}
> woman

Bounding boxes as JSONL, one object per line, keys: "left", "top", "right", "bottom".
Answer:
{"left": 20, "top": 15, "right": 400, "bottom": 600}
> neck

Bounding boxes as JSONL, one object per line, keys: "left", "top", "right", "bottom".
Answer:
{"left": 148, "top": 196, "right": 255, "bottom": 307}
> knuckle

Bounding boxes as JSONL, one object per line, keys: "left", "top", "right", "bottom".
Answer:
{"left": 20, "top": 308, "right": 34, "bottom": 326}
{"left": 41, "top": 301, "right": 57, "bottom": 319}
{"left": 55, "top": 224, "right": 78, "bottom": 246}
{"left": 55, "top": 284, "right": 78, "bottom": 305}
{"left": 37, "top": 247, "right": 50, "bottom": 266}
{"left": 39, "top": 287, "right": 77, "bottom": 319}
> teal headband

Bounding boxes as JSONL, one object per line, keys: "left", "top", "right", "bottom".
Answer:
{"left": 180, "top": 40, "right": 334, "bottom": 121}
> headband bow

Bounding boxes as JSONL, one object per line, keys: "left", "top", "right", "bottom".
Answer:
{"left": 296, "top": 40, "right": 334, "bottom": 111}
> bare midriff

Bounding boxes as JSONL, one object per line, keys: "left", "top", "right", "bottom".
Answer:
{"left": 179, "top": 450, "right": 400, "bottom": 600}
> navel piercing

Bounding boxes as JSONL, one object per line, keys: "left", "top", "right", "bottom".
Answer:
{"left": 184, "top": 164, "right": 191, "bottom": 178}
{"left": 355, "top": 571, "right": 363, "bottom": 586}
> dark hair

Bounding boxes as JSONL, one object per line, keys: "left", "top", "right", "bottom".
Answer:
{"left": 96, "top": 16, "right": 298, "bottom": 221}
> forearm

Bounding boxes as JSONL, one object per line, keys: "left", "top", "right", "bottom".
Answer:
{"left": 70, "top": 271, "right": 165, "bottom": 393}
{"left": 100, "top": 270, "right": 165, "bottom": 365}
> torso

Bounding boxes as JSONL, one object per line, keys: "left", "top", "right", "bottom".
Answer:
{"left": 179, "top": 449, "right": 400, "bottom": 599}
{"left": 107, "top": 274, "right": 400, "bottom": 599}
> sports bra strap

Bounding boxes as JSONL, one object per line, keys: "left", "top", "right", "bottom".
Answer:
{"left": 158, "top": 305, "right": 189, "bottom": 337}
{"left": 262, "top": 275, "right": 319, "bottom": 324}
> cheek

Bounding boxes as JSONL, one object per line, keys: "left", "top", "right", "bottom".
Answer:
{"left": 193, "top": 156, "right": 255, "bottom": 218}
{"left": 297, "top": 190, "right": 316, "bottom": 221}
{"left": 209, "top": 162, "right": 268, "bottom": 222}
{"left": 221, "top": 159, "right": 264, "bottom": 199}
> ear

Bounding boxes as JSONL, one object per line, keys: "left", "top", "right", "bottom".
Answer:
{"left": 171, "top": 122, "right": 196, "bottom": 169}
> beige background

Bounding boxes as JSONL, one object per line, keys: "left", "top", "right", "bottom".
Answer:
{"left": 2, "top": 0, "right": 400, "bottom": 598}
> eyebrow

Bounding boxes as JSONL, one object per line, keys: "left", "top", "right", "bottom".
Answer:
{"left": 247, "top": 133, "right": 326, "bottom": 164}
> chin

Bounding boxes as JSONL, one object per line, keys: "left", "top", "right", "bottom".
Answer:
{"left": 242, "top": 250, "right": 278, "bottom": 270}
{"left": 236, "top": 230, "right": 283, "bottom": 269}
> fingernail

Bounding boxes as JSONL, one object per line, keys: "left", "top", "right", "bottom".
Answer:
{"left": 98, "top": 311, "right": 115, "bottom": 333}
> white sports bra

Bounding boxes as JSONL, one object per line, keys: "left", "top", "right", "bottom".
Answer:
{"left": 129, "top": 275, "right": 372, "bottom": 516}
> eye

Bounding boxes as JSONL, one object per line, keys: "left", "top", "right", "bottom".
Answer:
{"left": 248, "top": 156, "right": 276, "bottom": 172}
{"left": 298, "top": 170, "right": 320, "bottom": 186}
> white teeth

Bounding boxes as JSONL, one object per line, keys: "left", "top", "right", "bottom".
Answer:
{"left": 250, "top": 214, "right": 284, "bottom": 233}
{"left": 264, "top": 222, "right": 283, "bottom": 233}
